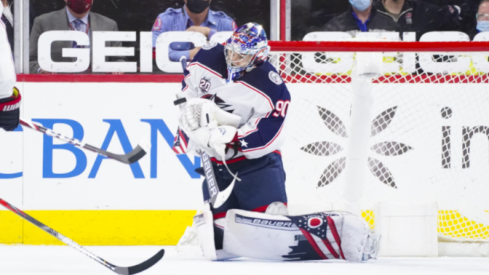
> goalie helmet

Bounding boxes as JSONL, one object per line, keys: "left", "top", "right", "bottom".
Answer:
{"left": 224, "top": 22, "right": 270, "bottom": 82}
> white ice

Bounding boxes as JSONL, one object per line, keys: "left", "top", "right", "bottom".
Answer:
{"left": 0, "top": 245, "right": 488, "bottom": 275}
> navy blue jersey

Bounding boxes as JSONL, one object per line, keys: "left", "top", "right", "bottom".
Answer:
{"left": 174, "top": 42, "right": 291, "bottom": 160}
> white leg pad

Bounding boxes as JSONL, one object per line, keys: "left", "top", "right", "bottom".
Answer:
{"left": 194, "top": 203, "right": 217, "bottom": 260}
{"left": 194, "top": 203, "right": 238, "bottom": 261}
{"left": 340, "top": 212, "right": 379, "bottom": 262}
{"left": 223, "top": 209, "right": 379, "bottom": 262}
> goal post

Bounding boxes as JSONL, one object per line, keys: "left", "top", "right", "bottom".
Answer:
{"left": 267, "top": 40, "right": 489, "bottom": 255}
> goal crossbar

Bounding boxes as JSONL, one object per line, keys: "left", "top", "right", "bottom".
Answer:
{"left": 269, "top": 41, "right": 489, "bottom": 52}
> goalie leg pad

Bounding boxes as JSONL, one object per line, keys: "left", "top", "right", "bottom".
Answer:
{"left": 223, "top": 209, "right": 378, "bottom": 262}
{"left": 194, "top": 203, "right": 238, "bottom": 261}
{"left": 194, "top": 203, "right": 217, "bottom": 260}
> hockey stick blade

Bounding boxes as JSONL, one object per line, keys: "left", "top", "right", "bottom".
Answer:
{"left": 0, "top": 198, "right": 164, "bottom": 275}
{"left": 213, "top": 173, "right": 236, "bottom": 208}
{"left": 115, "top": 249, "right": 165, "bottom": 275}
{"left": 20, "top": 118, "right": 149, "bottom": 164}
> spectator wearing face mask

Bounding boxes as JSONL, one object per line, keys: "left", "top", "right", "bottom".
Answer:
{"left": 152, "top": 0, "right": 237, "bottom": 62}
{"left": 29, "top": 0, "right": 124, "bottom": 74}
{"left": 476, "top": 0, "right": 489, "bottom": 33}
{"left": 324, "top": 0, "right": 399, "bottom": 36}
{"left": 374, "top": 0, "right": 471, "bottom": 40}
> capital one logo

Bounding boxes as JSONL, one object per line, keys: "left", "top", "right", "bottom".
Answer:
{"left": 0, "top": 119, "right": 201, "bottom": 179}
{"left": 301, "top": 105, "right": 413, "bottom": 189}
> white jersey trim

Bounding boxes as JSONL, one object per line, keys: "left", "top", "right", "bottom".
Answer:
{"left": 236, "top": 81, "right": 274, "bottom": 110}
{"left": 238, "top": 112, "right": 271, "bottom": 138}
{"left": 242, "top": 122, "right": 285, "bottom": 153}
{"left": 188, "top": 62, "right": 222, "bottom": 78}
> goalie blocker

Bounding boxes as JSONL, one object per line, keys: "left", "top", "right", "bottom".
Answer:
{"left": 194, "top": 205, "right": 380, "bottom": 262}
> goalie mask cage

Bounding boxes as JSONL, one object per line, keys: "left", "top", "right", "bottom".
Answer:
{"left": 266, "top": 41, "right": 489, "bottom": 248}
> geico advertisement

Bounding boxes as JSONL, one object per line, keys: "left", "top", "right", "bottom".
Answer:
{"left": 36, "top": 31, "right": 489, "bottom": 74}
{"left": 0, "top": 82, "right": 202, "bottom": 210}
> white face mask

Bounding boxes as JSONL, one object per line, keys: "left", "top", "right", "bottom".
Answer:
{"left": 349, "top": 0, "right": 372, "bottom": 12}
{"left": 2, "top": 2, "right": 13, "bottom": 25}
{"left": 477, "top": 21, "right": 489, "bottom": 32}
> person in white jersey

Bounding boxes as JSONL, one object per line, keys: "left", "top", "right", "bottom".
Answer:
{"left": 0, "top": 3, "right": 20, "bottom": 131}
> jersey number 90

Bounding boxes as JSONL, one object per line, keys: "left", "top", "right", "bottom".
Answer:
{"left": 273, "top": 100, "right": 290, "bottom": 118}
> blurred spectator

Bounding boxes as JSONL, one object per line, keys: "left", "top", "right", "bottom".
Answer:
{"left": 373, "top": 0, "right": 470, "bottom": 40}
{"left": 29, "top": 0, "right": 123, "bottom": 74}
{"left": 1, "top": 0, "right": 13, "bottom": 53}
{"left": 152, "top": 0, "right": 236, "bottom": 62}
{"left": 476, "top": 0, "right": 489, "bottom": 33}
{"left": 324, "top": 0, "right": 399, "bottom": 34}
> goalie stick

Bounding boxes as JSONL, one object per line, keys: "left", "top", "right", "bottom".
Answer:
{"left": 0, "top": 198, "right": 164, "bottom": 275}
{"left": 201, "top": 150, "right": 236, "bottom": 208}
{"left": 19, "top": 118, "right": 149, "bottom": 164}
{"left": 176, "top": 56, "right": 235, "bottom": 208}
{"left": 174, "top": 96, "right": 235, "bottom": 208}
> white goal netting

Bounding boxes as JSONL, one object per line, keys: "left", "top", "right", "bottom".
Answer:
{"left": 268, "top": 41, "right": 489, "bottom": 243}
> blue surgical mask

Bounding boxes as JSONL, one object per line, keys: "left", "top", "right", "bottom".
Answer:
{"left": 349, "top": 0, "right": 371, "bottom": 12}
{"left": 477, "top": 21, "right": 489, "bottom": 32}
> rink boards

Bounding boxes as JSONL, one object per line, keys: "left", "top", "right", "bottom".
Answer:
{"left": 0, "top": 81, "right": 202, "bottom": 245}
{"left": 1, "top": 80, "right": 489, "bottom": 245}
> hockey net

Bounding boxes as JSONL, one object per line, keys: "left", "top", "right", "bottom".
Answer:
{"left": 267, "top": 41, "right": 489, "bottom": 245}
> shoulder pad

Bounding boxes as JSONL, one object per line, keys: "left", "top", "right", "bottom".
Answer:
{"left": 268, "top": 71, "right": 283, "bottom": 85}
{"left": 202, "top": 41, "right": 219, "bottom": 50}
{"left": 238, "top": 62, "right": 289, "bottom": 104}
{"left": 191, "top": 43, "right": 227, "bottom": 77}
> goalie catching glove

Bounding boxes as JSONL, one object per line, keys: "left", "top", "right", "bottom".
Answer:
{"left": 178, "top": 98, "right": 240, "bottom": 154}
{"left": 189, "top": 125, "right": 238, "bottom": 156}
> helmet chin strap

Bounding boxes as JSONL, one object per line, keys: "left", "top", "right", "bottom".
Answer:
{"left": 226, "top": 69, "right": 242, "bottom": 83}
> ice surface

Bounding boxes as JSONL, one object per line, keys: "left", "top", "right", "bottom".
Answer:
{"left": 0, "top": 245, "right": 488, "bottom": 275}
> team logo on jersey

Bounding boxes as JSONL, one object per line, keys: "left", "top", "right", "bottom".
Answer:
{"left": 153, "top": 18, "right": 162, "bottom": 31}
{"left": 199, "top": 77, "right": 211, "bottom": 93}
{"left": 201, "top": 94, "right": 235, "bottom": 113}
{"left": 218, "top": 127, "right": 227, "bottom": 135}
{"left": 202, "top": 42, "right": 218, "bottom": 50}
{"left": 269, "top": 71, "right": 283, "bottom": 85}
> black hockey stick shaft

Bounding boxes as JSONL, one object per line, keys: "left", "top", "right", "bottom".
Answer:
{"left": 20, "top": 118, "right": 148, "bottom": 164}
{"left": 0, "top": 198, "right": 164, "bottom": 275}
